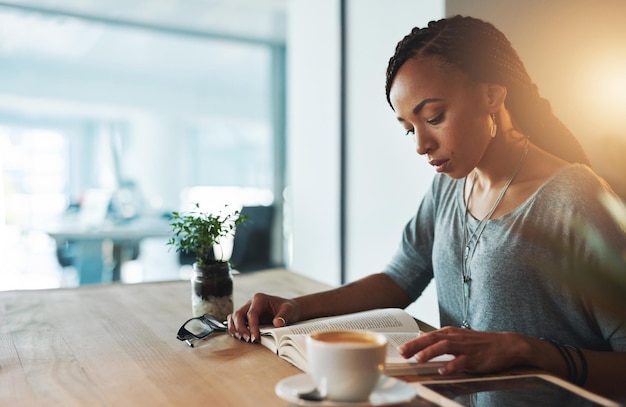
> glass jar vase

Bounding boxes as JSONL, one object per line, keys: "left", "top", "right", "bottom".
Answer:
{"left": 191, "top": 262, "right": 234, "bottom": 321}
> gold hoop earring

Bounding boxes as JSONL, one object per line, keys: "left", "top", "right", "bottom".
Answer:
{"left": 490, "top": 113, "right": 497, "bottom": 138}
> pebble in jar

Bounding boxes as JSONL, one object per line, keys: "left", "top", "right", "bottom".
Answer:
{"left": 191, "top": 261, "right": 233, "bottom": 320}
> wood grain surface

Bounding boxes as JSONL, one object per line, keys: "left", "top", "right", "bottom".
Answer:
{"left": 0, "top": 269, "right": 338, "bottom": 407}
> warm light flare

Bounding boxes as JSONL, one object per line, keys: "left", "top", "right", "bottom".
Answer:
{"left": 596, "top": 64, "right": 626, "bottom": 106}
{"left": 584, "top": 57, "right": 626, "bottom": 127}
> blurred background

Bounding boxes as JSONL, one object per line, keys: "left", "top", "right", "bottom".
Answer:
{"left": 0, "top": 0, "right": 285, "bottom": 289}
{"left": 0, "top": 1, "right": 624, "bottom": 328}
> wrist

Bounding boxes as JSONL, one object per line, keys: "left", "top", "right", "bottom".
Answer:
{"left": 504, "top": 332, "right": 535, "bottom": 366}
{"left": 538, "top": 337, "right": 588, "bottom": 386}
{"left": 515, "top": 335, "right": 573, "bottom": 381}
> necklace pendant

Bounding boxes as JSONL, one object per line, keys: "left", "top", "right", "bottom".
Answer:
{"left": 461, "top": 320, "right": 471, "bottom": 329}
{"left": 463, "top": 276, "right": 471, "bottom": 298}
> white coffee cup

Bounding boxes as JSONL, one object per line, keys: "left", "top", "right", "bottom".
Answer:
{"left": 306, "top": 330, "right": 387, "bottom": 402}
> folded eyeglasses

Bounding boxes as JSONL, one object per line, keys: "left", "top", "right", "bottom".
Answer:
{"left": 176, "top": 314, "right": 227, "bottom": 347}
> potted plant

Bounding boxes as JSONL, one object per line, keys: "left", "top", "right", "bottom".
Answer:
{"left": 168, "top": 203, "right": 247, "bottom": 319}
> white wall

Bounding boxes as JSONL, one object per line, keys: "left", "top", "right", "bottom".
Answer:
{"left": 286, "top": 0, "right": 342, "bottom": 286}
{"left": 287, "top": 0, "right": 444, "bottom": 327}
{"left": 344, "top": 1, "right": 444, "bottom": 327}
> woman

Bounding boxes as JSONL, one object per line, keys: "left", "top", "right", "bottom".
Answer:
{"left": 228, "top": 16, "right": 626, "bottom": 398}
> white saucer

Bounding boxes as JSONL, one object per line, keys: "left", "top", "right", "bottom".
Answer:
{"left": 275, "top": 373, "right": 416, "bottom": 406}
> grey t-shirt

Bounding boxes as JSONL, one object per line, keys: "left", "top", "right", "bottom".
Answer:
{"left": 384, "top": 164, "right": 626, "bottom": 351}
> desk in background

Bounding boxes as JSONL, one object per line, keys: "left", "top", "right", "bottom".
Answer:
{"left": 47, "top": 215, "right": 172, "bottom": 284}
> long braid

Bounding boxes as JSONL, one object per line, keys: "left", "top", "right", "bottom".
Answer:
{"left": 385, "top": 15, "right": 590, "bottom": 166}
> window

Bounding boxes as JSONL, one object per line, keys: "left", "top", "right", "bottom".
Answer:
{"left": 0, "top": 7, "right": 285, "bottom": 289}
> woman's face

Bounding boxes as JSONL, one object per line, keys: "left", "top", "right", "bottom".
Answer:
{"left": 389, "top": 56, "right": 493, "bottom": 179}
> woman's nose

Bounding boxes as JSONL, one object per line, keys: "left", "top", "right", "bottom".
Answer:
{"left": 415, "top": 131, "right": 433, "bottom": 155}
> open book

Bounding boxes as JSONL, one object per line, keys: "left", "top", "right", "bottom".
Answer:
{"left": 259, "top": 308, "right": 453, "bottom": 376}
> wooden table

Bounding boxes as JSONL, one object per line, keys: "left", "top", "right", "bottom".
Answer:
{"left": 0, "top": 268, "right": 444, "bottom": 407}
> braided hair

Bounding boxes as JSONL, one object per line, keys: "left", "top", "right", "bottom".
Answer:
{"left": 385, "top": 15, "right": 590, "bottom": 165}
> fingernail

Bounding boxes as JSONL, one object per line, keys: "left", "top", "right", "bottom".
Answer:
{"left": 243, "top": 334, "right": 250, "bottom": 342}
{"left": 438, "top": 367, "right": 447, "bottom": 375}
{"left": 235, "top": 333, "right": 241, "bottom": 340}
{"left": 251, "top": 335, "right": 256, "bottom": 343}
{"left": 415, "top": 352, "right": 423, "bottom": 362}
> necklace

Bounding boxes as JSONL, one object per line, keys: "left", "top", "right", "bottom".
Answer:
{"left": 460, "top": 137, "right": 529, "bottom": 329}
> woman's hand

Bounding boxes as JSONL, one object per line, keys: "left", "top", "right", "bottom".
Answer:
{"left": 227, "top": 293, "right": 301, "bottom": 343}
{"left": 400, "top": 326, "right": 525, "bottom": 375}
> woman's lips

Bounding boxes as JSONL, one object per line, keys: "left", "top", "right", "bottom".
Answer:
{"left": 429, "top": 159, "right": 449, "bottom": 173}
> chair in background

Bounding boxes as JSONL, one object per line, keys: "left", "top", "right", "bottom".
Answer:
{"left": 229, "top": 205, "right": 274, "bottom": 272}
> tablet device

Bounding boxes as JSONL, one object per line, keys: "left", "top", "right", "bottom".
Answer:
{"left": 412, "top": 374, "right": 620, "bottom": 407}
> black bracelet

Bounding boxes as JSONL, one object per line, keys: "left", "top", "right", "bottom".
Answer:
{"left": 561, "top": 343, "right": 578, "bottom": 385}
{"left": 565, "top": 344, "right": 588, "bottom": 387}
{"left": 541, "top": 337, "right": 573, "bottom": 382}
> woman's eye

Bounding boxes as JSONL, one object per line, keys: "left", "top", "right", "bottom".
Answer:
{"left": 427, "top": 113, "right": 443, "bottom": 125}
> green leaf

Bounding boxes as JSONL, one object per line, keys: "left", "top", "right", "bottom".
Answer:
{"left": 166, "top": 204, "right": 248, "bottom": 264}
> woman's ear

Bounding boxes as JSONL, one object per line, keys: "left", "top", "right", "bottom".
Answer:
{"left": 486, "top": 83, "right": 507, "bottom": 112}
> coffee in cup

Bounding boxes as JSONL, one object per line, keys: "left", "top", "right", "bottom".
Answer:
{"left": 306, "top": 330, "right": 387, "bottom": 402}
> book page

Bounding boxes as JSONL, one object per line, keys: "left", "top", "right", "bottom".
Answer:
{"left": 276, "top": 334, "right": 308, "bottom": 371}
{"left": 260, "top": 308, "right": 419, "bottom": 338}
{"left": 384, "top": 332, "right": 421, "bottom": 364}
{"left": 382, "top": 332, "right": 453, "bottom": 375}
{"left": 259, "top": 331, "right": 279, "bottom": 354}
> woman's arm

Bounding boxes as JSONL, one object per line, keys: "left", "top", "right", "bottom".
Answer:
{"left": 400, "top": 327, "right": 626, "bottom": 399}
{"left": 519, "top": 335, "right": 626, "bottom": 399}
{"left": 228, "top": 272, "right": 412, "bottom": 342}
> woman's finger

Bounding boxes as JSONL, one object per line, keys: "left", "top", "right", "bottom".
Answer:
{"left": 400, "top": 326, "right": 459, "bottom": 358}
{"left": 229, "top": 301, "right": 253, "bottom": 339}
{"left": 438, "top": 354, "right": 467, "bottom": 375}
